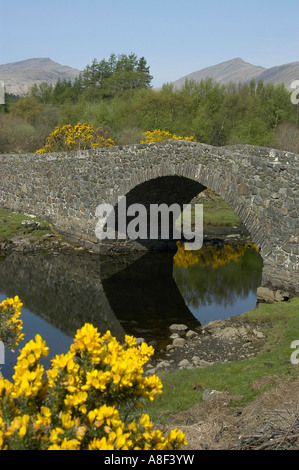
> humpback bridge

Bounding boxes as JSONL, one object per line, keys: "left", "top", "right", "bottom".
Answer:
{"left": 0, "top": 140, "right": 298, "bottom": 295}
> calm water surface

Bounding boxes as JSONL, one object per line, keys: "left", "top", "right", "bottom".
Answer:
{"left": 0, "top": 243, "right": 263, "bottom": 379}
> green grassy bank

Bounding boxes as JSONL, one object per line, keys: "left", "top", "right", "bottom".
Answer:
{"left": 201, "top": 196, "right": 242, "bottom": 227}
{"left": 179, "top": 190, "right": 242, "bottom": 228}
{"left": 0, "top": 207, "right": 57, "bottom": 243}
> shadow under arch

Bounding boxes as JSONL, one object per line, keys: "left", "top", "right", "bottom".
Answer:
{"left": 0, "top": 248, "right": 201, "bottom": 358}
{"left": 100, "top": 170, "right": 256, "bottom": 254}
{"left": 101, "top": 251, "right": 201, "bottom": 349}
{"left": 101, "top": 174, "right": 207, "bottom": 252}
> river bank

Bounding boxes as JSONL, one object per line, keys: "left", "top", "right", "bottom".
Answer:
{"left": 1, "top": 207, "right": 298, "bottom": 450}
{"left": 145, "top": 297, "right": 299, "bottom": 450}
{"left": 0, "top": 217, "right": 250, "bottom": 257}
{"left": 145, "top": 314, "right": 267, "bottom": 376}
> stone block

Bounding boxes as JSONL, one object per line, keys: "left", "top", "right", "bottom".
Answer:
{"left": 172, "top": 337, "right": 186, "bottom": 348}
{"left": 169, "top": 324, "right": 188, "bottom": 332}
{"left": 257, "top": 286, "right": 275, "bottom": 303}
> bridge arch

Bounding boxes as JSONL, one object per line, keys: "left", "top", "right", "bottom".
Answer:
{"left": 104, "top": 161, "right": 258, "bottom": 249}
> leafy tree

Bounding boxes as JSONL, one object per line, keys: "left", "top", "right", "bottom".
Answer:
{"left": 9, "top": 96, "right": 42, "bottom": 125}
{"left": 81, "top": 53, "right": 152, "bottom": 98}
{"left": 30, "top": 82, "right": 54, "bottom": 104}
{"left": 52, "top": 78, "right": 81, "bottom": 104}
{"left": 3, "top": 61, "right": 299, "bottom": 153}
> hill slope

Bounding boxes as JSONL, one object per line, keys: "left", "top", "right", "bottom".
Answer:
{"left": 0, "top": 58, "right": 81, "bottom": 95}
{"left": 171, "top": 58, "right": 299, "bottom": 91}
{"left": 252, "top": 61, "right": 299, "bottom": 89}
{"left": 172, "top": 58, "right": 265, "bottom": 89}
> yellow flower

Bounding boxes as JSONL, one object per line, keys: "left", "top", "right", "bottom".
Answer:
{"left": 50, "top": 427, "right": 64, "bottom": 444}
{"left": 34, "top": 407, "right": 52, "bottom": 430}
{"left": 64, "top": 390, "right": 88, "bottom": 408}
{"left": 88, "top": 437, "right": 114, "bottom": 450}
{"left": 0, "top": 315, "right": 186, "bottom": 451}
{"left": 35, "top": 123, "right": 114, "bottom": 153}
{"left": 83, "top": 369, "right": 111, "bottom": 391}
{"left": 140, "top": 413, "right": 152, "bottom": 431}
{"left": 140, "top": 129, "right": 196, "bottom": 143}
{"left": 18, "top": 415, "right": 30, "bottom": 439}
{"left": 0, "top": 296, "right": 24, "bottom": 348}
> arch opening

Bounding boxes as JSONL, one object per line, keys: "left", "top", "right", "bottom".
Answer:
{"left": 99, "top": 174, "right": 255, "bottom": 254}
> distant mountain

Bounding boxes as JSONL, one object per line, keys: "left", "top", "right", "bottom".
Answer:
{"left": 2, "top": 57, "right": 299, "bottom": 97}
{"left": 0, "top": 58, "right": 81, "bottom": 96}
{"left": 251, "top": 62, "right": 299, "bottom": 89}
{"left": 171, "top": 58, "right": 299, "bottom": 91}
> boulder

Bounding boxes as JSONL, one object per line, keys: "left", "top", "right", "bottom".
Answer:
{"left": 155, "top": 360, "right": 171, "bottom": 371}
{"left": 186, "top": 330, "right": 198, "bottom": 339}
{"left": 178, "top": 359, "right": 191, "bottom": 368}
{"left": 21, "top": 219, "right": 40, "bottom": 228}
{"left": 257, "top": 286, "right": 275, "bottom": 303}
{"left": 169, "top": 324, "right": 188, "bottom": 332}
{"left": 169, "top": 333, "right": 180, "bottom": 339}
{"left": 172, "top": 337, "right": 186, "bottom": 348}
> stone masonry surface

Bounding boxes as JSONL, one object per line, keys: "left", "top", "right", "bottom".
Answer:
{"left": 0, "top": 140, "right": 298, "bottom": 294}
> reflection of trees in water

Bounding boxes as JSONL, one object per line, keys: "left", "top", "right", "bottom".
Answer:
{"left": 173, "top": 244, "right": 263, "bottom": 309}
{"left": 173, "top": 242, "right": 259, "bottom": 269}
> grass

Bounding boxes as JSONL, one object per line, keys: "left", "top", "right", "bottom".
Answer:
{"left": 200, "top": 193, "right": 242, "bottom": 227}
{"left": 178, "top": 191, "right": 242, "bottom": 228}
{"left": 0, "top": 207, "right": 55, "bottom": 242}
{"left": 144, "top": 297, "right": 299, "bottom": 423}
{"left": 202, "top": 201, "right": 242, "bottom": 227}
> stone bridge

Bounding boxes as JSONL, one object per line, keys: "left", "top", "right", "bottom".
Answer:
{"left": 0, "top": 140, "right": 298, "bottom": 295}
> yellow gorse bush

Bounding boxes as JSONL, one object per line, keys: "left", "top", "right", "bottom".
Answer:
{"left": 35, "top": 123, "right": 115, "bottom": 153}
{"left": 0, "top": 296, "right": 24, "bottom": 351}
{"left": 140, "top": 129, "right": 196, "bottom": 143}
{"left": 0, "top": 301, "right": 186, "bottom": 450}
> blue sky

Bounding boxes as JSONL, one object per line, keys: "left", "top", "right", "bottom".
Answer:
{"left": 1, "top": 0, "right": 299, "bottom": 87}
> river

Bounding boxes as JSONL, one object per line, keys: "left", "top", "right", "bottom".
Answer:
{"left": 0, "top": 241, "right": 263, "bottom": 379}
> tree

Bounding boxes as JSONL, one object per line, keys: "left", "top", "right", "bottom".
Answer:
{"left": 80, "top": 53, "right": 153, "bottom": 98}
{"left": 9, "top": 96, "right": 42, "bottom": 125}
{"left": 51, "top": 78, "right": 80, "bottom": 104}
{"left": 30, "top": 82, "right": 54, "bottom": 104}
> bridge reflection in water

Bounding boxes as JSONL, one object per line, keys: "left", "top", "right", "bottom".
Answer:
{"left": 0, "top": 242, "right": 263, "bottom": 378}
